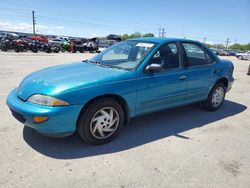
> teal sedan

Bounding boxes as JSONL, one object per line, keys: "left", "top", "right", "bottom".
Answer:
{"left": 7, "top": 38, "right": 234, "bottom": 144}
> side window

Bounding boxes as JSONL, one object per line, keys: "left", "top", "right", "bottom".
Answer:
{"left": 182, "top": 43, "right": 209, "bottom": 66}
{"left": 149, "top": 43, "right": 180, "bottom": 70}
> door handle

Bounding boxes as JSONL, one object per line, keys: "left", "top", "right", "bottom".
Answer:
{"left": 213, "top": 69, "right": 221, "bottom": 74}
{"left": 179, "top": 75, "right": 187, "bottom": 80}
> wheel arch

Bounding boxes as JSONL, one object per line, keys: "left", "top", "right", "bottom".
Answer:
{"left": 215, "top": 77, "right": 229, "bottom": 89}
{"left": 207, "top": 77, "right": 229, "bottom": 99}
{"left": 77, "top": 94, "right": 130, "bottom": 127}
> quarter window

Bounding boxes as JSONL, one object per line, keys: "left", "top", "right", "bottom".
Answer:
{"left": 182, "top": 43, "right": 209, "bottom": 66}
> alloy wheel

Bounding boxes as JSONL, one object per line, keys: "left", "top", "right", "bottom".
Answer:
{"left": 90, "top": 107, "right": 119, "bottom": 139}
{"left": 211, "top": 87, "right": 225, "bottom": 108}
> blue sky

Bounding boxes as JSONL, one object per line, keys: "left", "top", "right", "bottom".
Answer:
{"left": 0, "top": 0, "right": 249, "bottom": 44}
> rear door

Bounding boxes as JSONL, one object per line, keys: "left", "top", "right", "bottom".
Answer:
{"left": 180, "top": 42, "right": 215, "bottom": 103}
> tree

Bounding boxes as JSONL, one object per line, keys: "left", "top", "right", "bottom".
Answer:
{"left": 121, "top": 32, "right": 155, "bottom": 40}
{"left": 143, "top": 33, "right": 154, "bottom": 37}
{"left": 121, "top": 34, "right": 129, "bottom": 41}
{"left": 130, "top": 32, "right": 142, "bottom": 39}
{"left": 229, "top": 43, "right": 250, "bottom": 51}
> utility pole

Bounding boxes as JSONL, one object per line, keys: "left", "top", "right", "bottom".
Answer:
{"left": 203, "top": 37, "right": 206, "bottom": 44}
{"left": 158, "top": 27, "right": 166, "bottom": 37}
{"left": 162, "top": 28, "right": 166, "bottom": 37}
{"left": 32, "top": 10, "right": 36, "bottom": 35}
{"left": 234, "top": 39, "right": 237, "bottom": 45}
{"left": 158, "top": 26, "right": 161, "bottom": 37}
{"left": 225, "top": 38, "right": 230, "bottom": 49}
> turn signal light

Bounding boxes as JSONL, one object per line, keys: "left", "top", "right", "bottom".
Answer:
{"left": 33, "top": 116, "right": 48, "bottom": 123}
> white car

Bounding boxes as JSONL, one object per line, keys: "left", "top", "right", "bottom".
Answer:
{"left": 236, "top": 51, "right": 250, "bottom": 60}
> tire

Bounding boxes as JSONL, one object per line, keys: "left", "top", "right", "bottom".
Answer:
{"left": 204, "top": 82, "right": 226, "bottom": 111}
{"left": 1, "top": 46, "right": 8, "bottom": 52}
{"left": 31, "top": 47, "right": 38, "bottom": 53}
{"left": 239, "top": 56, "right": 243, "bottom": 60}
{"left": 14, "top": 47, "right": 20, "bottom": 52}
{"left": 46, "top": 48, "right": 52, "bottom": 53}
{"left": 77, "top": 98, "right": 124, "bottom": 145}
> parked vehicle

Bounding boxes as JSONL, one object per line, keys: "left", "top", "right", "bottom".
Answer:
{"left": 0, "top": 32, "right": 4, "bottom": 40}
{"left": 236, "top": 51, "right": 250, "bottom": 60}
{"left": 39, "top": 42, "right": 60, "bottom": 53}
{"left": 210, "top": 48, "right": 219, "bottom": 55}
{"left": 7, "top": 38, "right": 234, "bottom": 144}
{"left": 49, "top": 38, "right": 63, "bottom": 45}
{"left": 31, "top": 35, "right": 48, "bottom": 43}
{"left": 82, "top": 41, "right": 99, "bottom": 53}
{"left": 1, "top": 34, "right": 39, "bottom": 53}
{"left": 0, "top": 33, "right": 19, "bottom": 51}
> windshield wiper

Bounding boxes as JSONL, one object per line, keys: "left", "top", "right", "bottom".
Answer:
{"left": 87, "top": 60, "right": 129, "bottom": 71}
{"left": 82, "top": 59, "right": 90, "bottom": 63}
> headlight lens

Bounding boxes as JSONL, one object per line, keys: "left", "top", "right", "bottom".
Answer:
{"left": 28, "top": 94, "right": 70, "bottom": 106}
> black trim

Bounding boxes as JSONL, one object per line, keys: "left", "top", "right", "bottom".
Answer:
{"left": 10, "top": 108, "right": 26, "bottom": 124}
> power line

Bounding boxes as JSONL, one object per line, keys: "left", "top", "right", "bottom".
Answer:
{"left": 0, "top": 0, "right": 160, "bottom": 28}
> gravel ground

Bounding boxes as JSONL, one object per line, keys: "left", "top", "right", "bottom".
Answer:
{"left": 0, "top": 52, "right": 249, "bottom": 188}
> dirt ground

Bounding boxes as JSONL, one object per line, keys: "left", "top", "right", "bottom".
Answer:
{"left": 0, "top": 52, "right": 249, "bottom": 188}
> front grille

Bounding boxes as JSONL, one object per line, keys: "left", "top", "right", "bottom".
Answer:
{"left": 10, "top": 109, "right": 26, "bottom": 124}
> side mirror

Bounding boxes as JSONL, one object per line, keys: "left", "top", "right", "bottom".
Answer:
{"left": 145, "top": 63, "right": 162, "bottom": 73}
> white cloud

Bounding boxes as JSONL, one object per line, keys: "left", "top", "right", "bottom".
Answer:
{"left": 51, "top": 26, "right": 64, "bottom": 30}
{"left": 47, "top": 30, "right": 55, "bottom": 34}
{"left": 0, "top": 20, "right": 65, "bottom": 34}
{"left": 0, "top": 21, "right": 11, "bottom": 27}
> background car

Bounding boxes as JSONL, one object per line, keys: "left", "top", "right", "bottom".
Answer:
{"left": 236, "top": 51, "right": 250, "bottom": 60}
{"left": 31, "top": 35, "right": 48, "bottom": 43}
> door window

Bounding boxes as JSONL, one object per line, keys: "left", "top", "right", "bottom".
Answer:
{"left": 149, "top": 43, "right": 180, "bottom": 70}
{"left": 182, "top": 43, "right": 210, "bottom": 66}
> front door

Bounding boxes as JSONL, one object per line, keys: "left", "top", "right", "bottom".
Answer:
{"left": 136, "top": 43, "right": 188, "bottom": 115}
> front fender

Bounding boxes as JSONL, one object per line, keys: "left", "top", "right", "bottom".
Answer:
{"left": 55, "top": 78, "right": 137, "bottom": 117}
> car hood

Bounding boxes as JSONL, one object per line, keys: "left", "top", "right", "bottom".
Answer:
{"left": 17, "top": 62, "right": 130, "bottom": 100}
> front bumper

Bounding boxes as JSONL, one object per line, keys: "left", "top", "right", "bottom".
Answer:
{"left": 6, "top": 89, "right": 83, "bottom": 136}
{"left": 226, "top": 78, "right": 234, "bottom": 92}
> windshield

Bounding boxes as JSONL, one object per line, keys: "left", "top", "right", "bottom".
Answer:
{"left": 89, "top": 40, "right": 156, "bottom": 70}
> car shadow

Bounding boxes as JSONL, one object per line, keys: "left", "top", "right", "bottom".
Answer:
{"left": 23, "top": 100, "right": 246, "bottom": 159}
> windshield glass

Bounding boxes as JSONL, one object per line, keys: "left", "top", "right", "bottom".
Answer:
{"left": 89, "top": 40, "right": 156, "bottom": 70}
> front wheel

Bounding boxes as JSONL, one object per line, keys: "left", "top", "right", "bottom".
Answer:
{"left": 204, "top": 82, "right": 226, "bottom": 111}
{"left": 77, "top": 98, "right": 124, "bottom": 145}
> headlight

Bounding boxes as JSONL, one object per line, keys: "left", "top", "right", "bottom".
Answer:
{"left": 28, "top": 94, "right": 70, "bottom": 106}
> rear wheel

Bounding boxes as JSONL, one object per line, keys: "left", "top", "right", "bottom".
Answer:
{"left": 204, "top": 82, "right": 226, "bottom": 111}
{"left": 77, "top": 98, "right": 124, "bottom": 145}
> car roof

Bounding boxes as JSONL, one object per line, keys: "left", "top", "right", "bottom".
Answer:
{"left": 128, "top": 37, "right": 200, "bottom": 45}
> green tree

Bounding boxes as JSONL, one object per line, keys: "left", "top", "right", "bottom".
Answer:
{"left": 229, "top": 43, "right": 250, "bottom": 51}
{"left": 130, "top": 32, "right": 142, "bottom": 39}
{"left": 143, "top": 33, "right": 154, "bottom": 37}
{"left": 121, "top": 34, "right": 129, "bottom": 41}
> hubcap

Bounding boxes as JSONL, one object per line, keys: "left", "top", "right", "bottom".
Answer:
{"left": 90, "top": 107, "right": 119, "bottom": 139}
{"left": 211, "top": 87, "right": 225, "bottom": 108}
